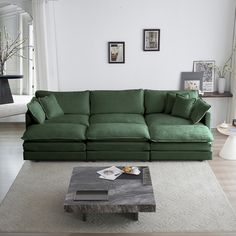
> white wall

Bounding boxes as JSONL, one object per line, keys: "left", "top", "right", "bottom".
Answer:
{"left": 203, "top": 97, "right": 231, "bottom": 127}
{"left": 53, "top": 0, "right": 236, "bottom": 91}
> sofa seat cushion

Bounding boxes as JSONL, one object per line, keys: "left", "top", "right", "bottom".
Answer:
{"left": 23, "top": 142, "right": 86, "bottom": 151}
{"left": 87, "top": 123, "right": 150, "bottom": 141}
{"left": 22, "top": 123, "right": 87, "bottom": 141}
{"left": 87, "top": 142, "right": 150, "bottom": 151}
{"left": 145, "top": 113, "right": 192, "bottom": 126}
{"left": 151, "top": 142, "right": 211, "bottom": 151}
{"left": 149, "top": 125, "right": 213, "bottom": 142}
{"left": 90, "top": 114, "right": 146, "bottom": 124}
{"left": 45, "top": 114, "right": 89, "bottom": 126}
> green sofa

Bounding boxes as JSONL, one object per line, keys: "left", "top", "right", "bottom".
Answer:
{"left": 22, "top": 89, "right": 213, "bottom": 161}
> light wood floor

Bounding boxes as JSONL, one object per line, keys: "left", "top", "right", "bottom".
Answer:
{"left": 209, "top": 129, "right": 236, "bottom": 210}
{"left": 0, "top": 123, "right": 235, "bottom": 236}
{"left": 0, "top": 123, "right": 24, "bottom": 202}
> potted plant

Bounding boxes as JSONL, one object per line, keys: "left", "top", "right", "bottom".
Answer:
{"left": 0, "top": 27, "right": 27, "bottom": 76}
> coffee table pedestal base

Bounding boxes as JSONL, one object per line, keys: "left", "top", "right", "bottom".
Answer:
{"left": 82, "top": 213, "right": 87, "bottom": 222}
{"left": 133, "top": 212, "right": 138, "bottom": 221}
{"left": 220, "top": 135, "right": 236, "bottom": 160}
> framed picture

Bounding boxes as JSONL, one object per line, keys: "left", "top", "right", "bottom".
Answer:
{"left": 108, "top": 42, "right": 125, "bottom": 63}
{"left": 193, "top": 60, "right": 215, "bottom": 92}
{"left": 143, "top": 29, "right": 160, "bottom": 51}
{"left": 181, "top": 72, "right": 203, "bottom": 91}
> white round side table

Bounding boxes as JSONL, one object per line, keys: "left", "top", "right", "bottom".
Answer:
{"left": 217, "top": 124, "right": 236, "bottom": 160}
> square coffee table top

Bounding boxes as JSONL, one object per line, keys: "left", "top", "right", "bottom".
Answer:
{"left": 64, "top": 166, "right": 156, "bottom": 214}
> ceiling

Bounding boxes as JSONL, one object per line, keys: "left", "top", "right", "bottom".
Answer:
{"left": 0, "top": 3, "right": 11, "bottom": 8}
{"left": 0, "top": 2, "right": 24, "bottom": 16}
{"left": 0, "top": 0, "right": 32, "bottom": 16}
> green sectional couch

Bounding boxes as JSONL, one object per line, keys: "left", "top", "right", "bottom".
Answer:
{"left": 22, "top": 89, "right": 213, "bottom": 161}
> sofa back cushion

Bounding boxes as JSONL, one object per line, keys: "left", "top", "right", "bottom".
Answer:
{"left": 36, "top": 90, "right": 90, "bottom": 115}
{"left": 144, "top": 90, "right": 199, "bottom": 114}
{"left": 90, "top": 89, "right": 144, "bottom": 114}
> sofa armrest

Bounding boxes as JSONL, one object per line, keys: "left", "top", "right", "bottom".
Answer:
{"left": 200, "top": 111, "right": 211, "bottom": 129}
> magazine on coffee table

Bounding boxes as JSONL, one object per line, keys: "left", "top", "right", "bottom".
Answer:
{"left": 97, "top": 166, "right": 123, "bottom": 180}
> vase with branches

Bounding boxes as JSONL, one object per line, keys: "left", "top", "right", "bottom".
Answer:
{"left": 0, "top": 27, "right": 27, "bottom": 76}
{"left": 214, "top": 47, "right": 236, "bottom": 78}
{"left": 211, "top": 47, "right": 236, "bottom": 93}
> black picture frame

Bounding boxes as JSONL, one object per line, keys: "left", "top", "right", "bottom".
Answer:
{"left": 108, "top": 42, "right": 125, "bottom": 63}
{"left": 143, "top": 29, "right": 160, "bottom": 51}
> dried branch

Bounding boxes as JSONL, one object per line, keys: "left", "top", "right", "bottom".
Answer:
{"left": 0, "top": 27, "right": 28, "bottom": 75}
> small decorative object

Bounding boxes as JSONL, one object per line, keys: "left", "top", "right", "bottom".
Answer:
{"left": 193, "top": 60, "right": 215, "bottom": 92}
{"left": 181, "top": 72, "right": 203, "bottom": 92}
{"left": 218, "top": 77, "right": 226, "bottom": 94}
{"left": 0, "top": 27, "right": 27, "bottom": 76}
{"left": 143, "top": 29, "right": 160, "bottom": 51}
{"left": 122, "top": 166, "right": 132, "bottom": 173}
{"left": 232, "top": 119, "right": 236, "bottom": 127}
{"left": 122, "top": 166, "right": 140, "bottom": 175}
{"left": 108, "top": 42, "right": 125, "bottom": 63}
{"left": 220, "top": 121, "right": 228, "bottom": 129}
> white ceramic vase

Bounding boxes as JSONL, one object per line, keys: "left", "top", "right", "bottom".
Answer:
{"left": 218, "top": 77, "right": 225, "bottom": 94}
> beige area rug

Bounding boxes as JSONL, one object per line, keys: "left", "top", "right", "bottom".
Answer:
{"left": 0, "top": 161, "right": 236, "bottom": 233}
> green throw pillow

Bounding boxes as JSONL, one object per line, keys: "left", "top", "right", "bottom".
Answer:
{"left": 190, "top": 99, "right": 211, "bottom": 124}
{"left": 27, "top": 99, "right": 45, "bottom": 124}
{"left": 171, "top": 95, "right": 196, "bottom": 119}
{"left": 164, "top": 93, "right": 176, "bottom": 114}
{"left": 39, "top": 94, "right": 64, "bottom": 119}
{"left": 164, "top": 93, "right": 189, "bottom": 114}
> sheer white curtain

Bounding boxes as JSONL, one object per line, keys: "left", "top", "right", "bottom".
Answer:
{"left": 32, "top": 0, "right": 59, "bottom": 91}
{"left": 230, "top": 8, "right": 236, "bottom": 120}
{"left": 231, "top": 60, "right": 236, "bottom": 119}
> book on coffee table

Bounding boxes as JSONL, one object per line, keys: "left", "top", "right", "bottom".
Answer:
{"left": 97, "top": 166, "right": 123, "bottom": 180}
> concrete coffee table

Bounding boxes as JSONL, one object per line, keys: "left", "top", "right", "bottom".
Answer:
{"left": 64, "top": 166, "right": 156, "bottom": 221}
